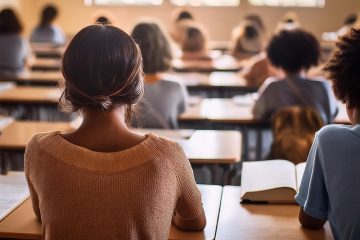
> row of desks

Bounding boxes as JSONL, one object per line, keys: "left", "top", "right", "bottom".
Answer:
{"left": 0, "top": 71, "right": 255, "bottom": 97}
{"left": 0, "top": 183, "right": 333, "bottom": 239}
{"left": 0, "top": 86, "right": 348, "bottom": 124}
{"left": 0, "top": 119, "right": 241, "bottom": 185}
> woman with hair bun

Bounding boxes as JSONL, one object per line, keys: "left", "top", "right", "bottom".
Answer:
{"left": 25, "top": 24, "right": 205, "bottom": 239}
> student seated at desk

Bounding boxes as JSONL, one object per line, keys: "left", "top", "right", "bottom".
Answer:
{"left": 25, "top": 24, "right": 205, "bottom": 239}
{"left": 30, "top": 5, "right": 65, "bottom": 45}
{"left": 131, "top": 22, "right": 188, "bottom": 129}
{"left": 296, "top": 29, "right": 360, "bottom": 239}
{"left": 180, "top": 24, "right": 212, "bottom": 61}
{"left": 253, "top": 29, "right": 338, "bottom": 124}
{"left": 230, "top": 19, "right": 265, "bottom": 61}
{"left": 0, "top": 9, "right": 29, "bottom": 75}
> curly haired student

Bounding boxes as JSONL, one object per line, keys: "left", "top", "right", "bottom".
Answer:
{"left": 295, "top": 28, "right": 360, "bottom": 240}
{"left": 253, "top": 29, "right": 338, "bottom": 124}
{"left": 25, "top": 24, "right": 205, "bottom": 240}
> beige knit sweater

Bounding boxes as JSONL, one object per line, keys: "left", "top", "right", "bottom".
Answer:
{"left": 25, "top": 131, "right": 204, "bottom": 240}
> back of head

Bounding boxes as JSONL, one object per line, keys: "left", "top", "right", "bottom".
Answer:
{"left": 325, "top": 28, "right": 360, "bottom": 109}
{"left": 175, "top": 10, "right": 194, "bottom": 22}
{"left": 232, "top": 22, "right": 263, "bottom": 55}
{"left": 96, "top": 16, "right": 110, "bottom": 25}
{"left": 61, "top": 24, "right": 144, "bottom": 113}
{"left": 344, "top": 13, "right": 358, "bottom": 26}
{"left": 267, "top": 29, "right": 320, "bottom": 73}
{"left": 131, "top": 22, "right": 172, "bottom": 74}
{"left": 182, "top": 26, "right": 206, "bottom": 52}
{"left": 245, "top": 14, "right": 265, "bottom": 32}
{"left": 40, "top": 5, "right": 58, "bottom": 27}
{"left": 0, "top": 8, "right": 22, "bottom": 34}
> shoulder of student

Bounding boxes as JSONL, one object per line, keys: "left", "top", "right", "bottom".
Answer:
{"left": 316, "top": 124, "right": 353, "bottom": 144}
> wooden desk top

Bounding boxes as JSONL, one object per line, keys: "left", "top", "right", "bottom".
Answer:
{"left": 216, "top": 186, "right": 333, "bottom": 240}
{"left": 172, "top": 55, "right": 241, "bottom": 72}
{"left": 180, "top": 98, "right": 254, "bottom": 124}
{"left": 0, "top": 185, "right": 222, "bottom": 240}
{"left": 30, "top": 59, "right": 61, "bottom": 71}
{"left": 0, "top": 87, "right": 61, "bottom": 104}
{"left": 0, "top": 72, "right": 62, "bottom": 85}
{"left": 0, "top": 121, "right": 72, "bottom": 150}
{"left": 164, "top": 72, "right": 254, "bottom": 90}
{"left": 180, "top": 97, "right": 350, "bottom": 125}
{"left": 0, "top": 121, "right": 241, "bottom": 164}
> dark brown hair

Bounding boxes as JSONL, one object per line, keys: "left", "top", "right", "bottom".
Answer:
{"left": 131, "top": 22, "right": 172, "bottom": 74}
{"left": 182, "top": 26, "right": 206, "bottom": 52}
{"left": 0, "top": 8, "right": 22, "bottom": 34}
{"left": 39, "top": 5, "right": 58, "bottom": 27}
{"left": 267, "top": 29, "right": 320, "bottom": 73}
{"left": 61, "top": 24, "right": 144, "bottom": 122}
{"left": 324, "top": 28, "right": 360, "bottom": 108}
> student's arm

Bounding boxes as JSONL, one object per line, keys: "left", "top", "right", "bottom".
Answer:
{"left": 299, "top": 207, "right": 326, "bottom": 229}
{"left": 25, "top": 176, "right": 42, "bottom": 222}
{"left": 295, "top": 134, "right": 328, "bottom": 229}
{"left": 172, "top": 144, "right": 206, "bottom": 231}
{"left": 24, "top": 137, "right": 41, "bottom": 222}
{"left": 176, "top": 82, "right": 188, "bottom": 114}
{"left": 253, "top": 81, "right": 272, "bottom": 120}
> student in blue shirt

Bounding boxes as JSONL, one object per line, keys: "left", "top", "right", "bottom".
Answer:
{"left": 30, "top": 5, "right": 65, "bottom": 45}
{"left": 295, "top": 28, "right": 360, "bottom": 240}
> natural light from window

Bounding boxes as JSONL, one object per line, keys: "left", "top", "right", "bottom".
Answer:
{"left": 170, "top": 0, "right": 239, "bottom": 7}
{"left": 249, "top": 0, "right": 324, "bottom": 7}
{"left": 85, "top": 0, "right": 163, "bottom": 6}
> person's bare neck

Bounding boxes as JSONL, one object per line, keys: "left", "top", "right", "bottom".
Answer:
{"left": 62, "top": 107, "right": 145, "bottom": 152}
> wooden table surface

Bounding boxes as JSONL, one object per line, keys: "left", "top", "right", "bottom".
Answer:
{"left": 0, "top": 71, "right": 62, "bottom": 85}
{"left": 0, "top": 86, "right": 61, "bottom": 104}
{"left": 0, "top": 121, "right": 241, "bottom": 164}
{"left": 180, "top": 98, "right": 254, "bottom": 124}
{"left": 216, "top": 186, "right": 333, "bottom": 240}
{"left": 0, "top": 184, "right": 222, "bottom": 240}
{"left": 180, "top": 97, "right": 349, "bottom": 125}
{"left": 172, "top": 56, "right": 242, "bottom": 72}
{"left": 165, "top": 72, "right": 249, "bottom": 88}
{"left": 30, "top": 59, "right": 61, "bottom": 71}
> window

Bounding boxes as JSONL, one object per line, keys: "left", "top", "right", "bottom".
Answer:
{"left": 249, "top": 0, "right": 324, "bottom": 7}
{"left": 170, "top": 0, "right": 239, "bottom": 6}
{"left": 84, "top": 0, "right": 163, "bottom": 6}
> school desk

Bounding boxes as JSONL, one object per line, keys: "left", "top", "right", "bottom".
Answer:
{"left": 0, "top": 121, "right": 241, "bottom": 184}
{"left": 179, "top": 97, "right": 349, "bottom": 160}
{"left": 0, "top": 86, "right": 71, "bottom": 121}
{"left": 164, "top": 72, "right": 257, "bottom": 98}
{"left": 216, "top": 186, "right": 333, "bottom": 240}
{"left": 172, "top": 55, "right": 242, "bottom": 73}
{"left": 180, "top": 97, "right": 349, "bottom": 124}
{"left": 0, "top": 184, "right": 222, "bottom": 240}
{"left": 30, "top": 44, "right": 64, "bottom": 59}
{"left": 0, "top": 72, "right": 62, "bottom": 86}
{"left": 30, "top": 59, "right": 61, "bottom": 72}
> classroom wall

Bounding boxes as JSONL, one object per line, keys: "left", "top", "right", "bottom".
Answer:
{"left": 9, "top": 0, "right": 360, "bottom": 40}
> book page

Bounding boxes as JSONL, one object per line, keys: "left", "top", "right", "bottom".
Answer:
{"left": 295, "top": 162, "right": 307, "bottom": 191}
{"left": 241, "top": 160, "right": 297, "bottom": 198}
{"left": 0, "top": 173, "right": 29, "bottom": 221}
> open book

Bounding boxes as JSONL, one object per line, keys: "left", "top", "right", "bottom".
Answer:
{"left": 0, "top": 173, "right": 30, "bottom": 221}
{"left": 240, "top": 160, "right": 306, "bottom": 203}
